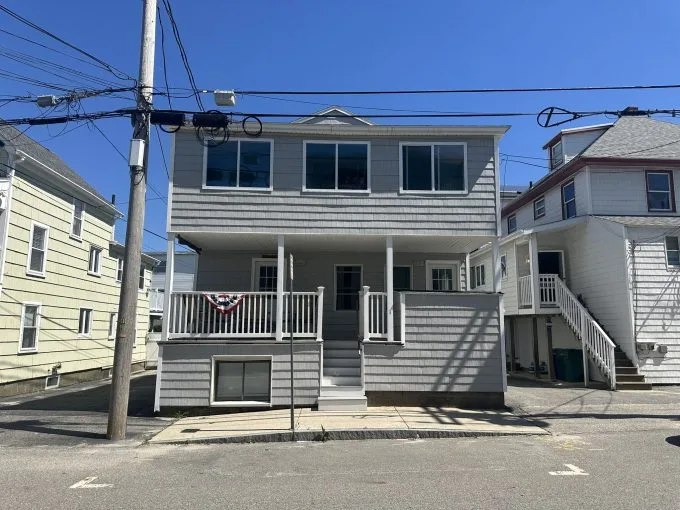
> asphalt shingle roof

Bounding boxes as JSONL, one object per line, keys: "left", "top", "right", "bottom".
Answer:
{"left": 581, "top": 116, "right": 680, "bottom": 160}
{"left": 0, "top": 123, "right": 110, "bottom": 204}
{"left": 595, "top": 215, "right": 680, "bottom": 227}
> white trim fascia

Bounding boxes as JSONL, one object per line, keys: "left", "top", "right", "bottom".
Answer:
{"left": 333, "top": 263, "right": 363, "bottom": 312}
{"left": 425, "top": 260, "right": 461, "bottom": 291}
{"left": 18, "top": 301, "right": 41, "bottom": 354}
{"left": 26, "top": 220, "right": 49, "bottom": 278}
{"left": 201, "top": 138, "right": 274, "bottom": 192}
{"left": 212, "top": 123, "right": 510, "bottom": 137}
{"left": 302, "top": 140, "right": 371, "bottom": 193}
{"left": 399, "top": 141, "right": 468, "bottom": 194}
{"left": 209, "top": 355, "right": 273, "bottom": 407}
{"left": 16, "top": 150, "right": 121, "bottom": 216}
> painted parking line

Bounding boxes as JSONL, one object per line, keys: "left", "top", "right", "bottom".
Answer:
{"left": 549, "top": 464, "right": 589, "bottom": 476}
{"left": 69, "top": 476, "right": 114, "bottom": 489}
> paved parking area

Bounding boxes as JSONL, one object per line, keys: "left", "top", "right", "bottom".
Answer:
{"left": 0, "top": 372, "right": 169, "bottom": 447}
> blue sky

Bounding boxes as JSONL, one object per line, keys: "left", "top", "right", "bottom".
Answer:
{"left": 1, "top": 0, "right": 679, "bottom": 251}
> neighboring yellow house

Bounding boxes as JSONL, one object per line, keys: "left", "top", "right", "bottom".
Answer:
{"left": 0, "top": 125, "right": 156, "bottom": 397}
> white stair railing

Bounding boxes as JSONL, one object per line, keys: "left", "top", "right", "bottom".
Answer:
{"left": 518, "top": 275, "right": 533, "bottom": 308}
{"left": 359, "top": 287, "right": 389, "bottom": 341}
{"left": 538, "top": 274, "right": 558, "bottom": 306}
{"left": 554, "top": 278, "right": 617, "bottom": 389}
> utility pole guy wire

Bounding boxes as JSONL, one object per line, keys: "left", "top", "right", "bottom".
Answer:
{"left": 107, "top": 0, "right": 156, "bottom": 441}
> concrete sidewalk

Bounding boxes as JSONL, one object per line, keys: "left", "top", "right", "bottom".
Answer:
{"left": 148, "top": 406, "right": 547, "bottom": 444}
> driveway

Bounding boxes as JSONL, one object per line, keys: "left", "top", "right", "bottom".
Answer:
{"left": 0, "top": 372, "right": 170, "bottom": 447}
{"left": 506, "top": 377, "right": 680, "bottom": 435}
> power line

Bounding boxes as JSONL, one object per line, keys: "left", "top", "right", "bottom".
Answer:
{"left": 160, "top": 0, "right": 204, "bottom": 111}
{"left": 234, "top": 83, "right": 680, "bottom": 96}
{"left": 156, "top": 4, "right": 172, "bottom": 110}
{"left": 0, "top": 4, "right": 134, "bottom": 82}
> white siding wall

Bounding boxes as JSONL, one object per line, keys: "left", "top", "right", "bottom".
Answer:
{"left": 627, "top": 226, "right": 680, "bottom": 383}
{"left": 590, "top": 166, "right": 680, "bottom": 216}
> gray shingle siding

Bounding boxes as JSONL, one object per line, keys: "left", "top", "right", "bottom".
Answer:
{"left": 364, "top": 293, "right": 503, "bottom": 393}
{"left": 158, "top": 342, "right": 321, "bottom": 407}
{"left": 170, "top": 130, "right": 498, "bottom": 236}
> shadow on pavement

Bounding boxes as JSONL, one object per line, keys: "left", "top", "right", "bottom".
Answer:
{"left": 665, "top": 435, "right": 680, "bottom": 447}
{"left": 0, "top": 420, "right": 106, "bottom": 440}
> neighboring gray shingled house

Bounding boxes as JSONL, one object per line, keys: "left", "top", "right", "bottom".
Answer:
{"left": 472, "top": 112, "right": 680, "bottom": 390}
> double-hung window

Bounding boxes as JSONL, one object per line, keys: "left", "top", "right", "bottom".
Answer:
{"left": 19, "top": 303, "right": 40, "bottom": 353}
{"left": 205, "top": 139, "right": 273, "bottom": 189}
{"left": 88, "top": 246, "right": 102, "bottom": 275}
{"left": 139, "top": 267, "right": 145, "bottom": 290}
{"left": 304, "top": 141, "right": 369, "bottom": 191}
{"left": 401, "top": 143, "right": 467, "bottom": 192}
{"left": 534, "top": 196, "right": 545, "bottom": 219}
{"left": 550, "top": 141, "right": 563, "bottom": 170}
{"left": 562, "top": 180, "right": 576, "bottom": 219}
{"left": 27, "top": 222, "right": 48, "bottom": 277}
{"left": 507, "top": 214, "right": 517, "bottom": 234}
{"left": 78, "top": 308, "right": 93, "bottom": 336}
{"left": 116, "top": 257, "right": 124, "bottom": 283}
{"left": 646, "top": 171, "right": 675, "bottom": 212}
{"left": 108, "top": 312, "right": 118, "bottom": 340}
{"left": 71, "top": 199, "right": 84, "bottom": 239}
{"left": 470, "top": 265, "right": 486, "bottom": 289}
{"left": 665, "top": 237, "right": 680, "bottom": 268}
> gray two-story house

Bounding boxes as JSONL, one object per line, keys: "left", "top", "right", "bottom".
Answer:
{"left": 155, "top": 108, "right": 509, "bottom": 412}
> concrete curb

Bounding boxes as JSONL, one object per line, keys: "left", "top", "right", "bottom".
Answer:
{"left": 148, "top": 427, "right": 548, "bottom": 445}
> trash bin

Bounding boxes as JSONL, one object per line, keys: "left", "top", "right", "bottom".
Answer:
{"left": 553, "top": 348, "right": 585, "bottom": 382}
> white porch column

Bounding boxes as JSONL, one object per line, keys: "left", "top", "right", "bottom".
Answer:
{"left": 465, "top": 253, "right": 471, "bottom": 291}
{"left": 528, "top": 233, "right": 540, "bottom": 313}
{"left": 386, "top": 236, "right": 394, "bottom": 342}
{"left": 491, "top": 239, "right": 501, "bottom": 293}
{"left": 276, "top": 234, "right": 285, "bottom": 341}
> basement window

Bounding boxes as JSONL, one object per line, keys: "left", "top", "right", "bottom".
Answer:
{"left": 211, "top": 357, "right": 272, "bottom": 406}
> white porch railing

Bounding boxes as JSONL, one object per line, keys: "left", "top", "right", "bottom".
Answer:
{"left": 538, "top": 274, "right": 558, "bottom": 306}
{"left": 149, "top": 288, "right": 164, "bottom": 312}
{"left": 518, "top": 275, "right": 532, "bottom": 308}
{"left": 168, "top": 289, "right": 323, "bottom": 339}
{"left": 554, "top": 277, "right": 617, "bottom": 390}
{"left": 359, "top": 286, "right": 389, "bottom": 340}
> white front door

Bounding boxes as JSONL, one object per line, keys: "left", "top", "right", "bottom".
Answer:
{"left": 426, "top": 261, "right": 459, "bottom": 291}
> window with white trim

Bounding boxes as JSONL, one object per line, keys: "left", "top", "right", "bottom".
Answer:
{"left": 27, "top": 223, "right": 48, "bottom": 277}
{"left": 304, "top": 141, "right": 369, "bottom": 191}
{"left": 139, "top": 266, "right": 145, "bottom": 290}
{"left": 507, "top": 214, "right": 517, "bottom": 234}
{"left": 335, "top": 265, "right": 362, "bottom": 311}
{"left": 470, "top": 265, "right": 486, "bottom": 289}
{"left": 665, "top": 236, "right": 680, "bottom": 268}
{"left": 213, "top": 359, "right": 271, "bottom": 403}
{"left": 205, "top": 139, "right": 272, "bottom": 189}
{"left": 401, "top": 143, "right": 467, "bottom": 192}
{"left": 534, "top": 196, "right": 545, "bottom": 219}
{"left": 426, "top": 262, "right": 458, "bottom": 291}
{"left": 108, "top": 312, "right": 118, "bottom": 339}
{"left": 88, "top": 246, "right": 102, "bottom": 275}
{"left": 71, "top": 199, "right": 84, "bottom": 238}
{"left": 647, "top": 171, "right": 675, "bottom": 212}
{"left": 116, "top": 257, "right": 124, "bottom": 282}
{"left": 78, "top": 308, "right": 93, "bottom": 336}
{"left": 19, "top": 303, "right": 40, "bottom": 352}
{"left": 561, "top": 180, "right": 576, "bottom": 219}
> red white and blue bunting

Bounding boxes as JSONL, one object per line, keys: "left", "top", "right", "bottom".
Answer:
{"left": 203, "top": 293, "right": 244, "bottom": 315}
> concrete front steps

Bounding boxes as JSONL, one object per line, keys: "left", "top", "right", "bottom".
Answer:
{"left": 319, "top": 338, "right": 366, "bottom": 410}
{"left": 317, "top": 385, "right": 367, "bottom": 411}
{"left": 615, "top": 348, "right": 652, "bottom": 390}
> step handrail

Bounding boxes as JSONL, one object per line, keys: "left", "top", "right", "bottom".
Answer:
{"left": 554, "top": 277, "right": 617, "bottom": 390}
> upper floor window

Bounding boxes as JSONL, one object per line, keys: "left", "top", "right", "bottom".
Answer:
{"left": 27, "top": 222, "right": 49, "bottom": 277}
{"left": 561, "top": 180, "right": 576, "bottom": 219}
{"left": 550, "top": 141, "right": 563, "bottom": 170}
{"left": 78, "top": 308, "right": 93, "bottom": 336}
{"left": 116, "top": 257, "right": 124, "bottom": 283}
{"left": 665, "top": 236, "right": 680, "bottom": 268}
{"left": 88, "top": 245, "right": 102, "bottom": 275}
{"left": 470, "top": 264, "right": 485, "bottom": 289}
{"left": 304, "top": 141, "right": 369, "bottom": 191}
{"left": 507, "top": 214, "right": 517, "bottom": 234}
{"left": 205, "top": 139, "right": 273, "bottom": 189}
{"left": 139, "top": 267, "right": 146, "bottom": 290}
{"left": 71, "top": 199, "right": 85, "bottom": 239}
{"left": 400, "top": 143, "right": 467, "bottom": 193}
{"left": 534, "top": 196, "right": 545, "bottom": 219}
{"left": 646, "top": 171, "right": 675, "bottom": 212}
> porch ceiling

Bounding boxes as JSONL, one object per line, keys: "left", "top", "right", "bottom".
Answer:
{"left": 177, "top": 232, "right": 493, "bottom": 254}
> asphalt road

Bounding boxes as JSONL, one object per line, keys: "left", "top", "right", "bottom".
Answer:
{"left": 0, "top": 372, "right": 169, "bottom": 447}
{"left": 1, "top": 376, "right": 679, "bottom": 509}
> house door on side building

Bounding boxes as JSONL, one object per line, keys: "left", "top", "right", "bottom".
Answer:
{"left": 537, "top": 251, "right": 564, "bottom": 278}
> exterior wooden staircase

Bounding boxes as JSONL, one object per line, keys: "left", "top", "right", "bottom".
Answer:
{"left": 614, "top": 346, "right": 652, "bottom": 390}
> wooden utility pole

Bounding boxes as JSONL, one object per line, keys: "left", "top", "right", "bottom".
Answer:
{"left": 107, "top": 0, "right": 156, "bottom": 440}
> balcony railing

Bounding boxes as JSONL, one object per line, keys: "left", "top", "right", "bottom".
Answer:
{"left": 359, "top": 287, "right": 389, "bottom": 341}
{"left": 167, "top": 288, "right": 323, "bottom": 339}
{"left": 518, "top": 274, "right": 559, "bottom": 308}
{"left": 518, "top": 275, "right": 532, "bottom": 308}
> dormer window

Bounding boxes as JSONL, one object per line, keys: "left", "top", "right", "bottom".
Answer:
{"left": 550, "top": 141, "right": 563, "bottom": 170}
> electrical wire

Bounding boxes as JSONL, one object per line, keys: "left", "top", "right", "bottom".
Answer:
{"left": 160, "top": 0, "right": 204, "bottom": 111}
{"left": 0, "top": 5, "right": 134, "bottom": 82}
{"left": 156, "top": 4, "right": 172, "bottom": 110}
